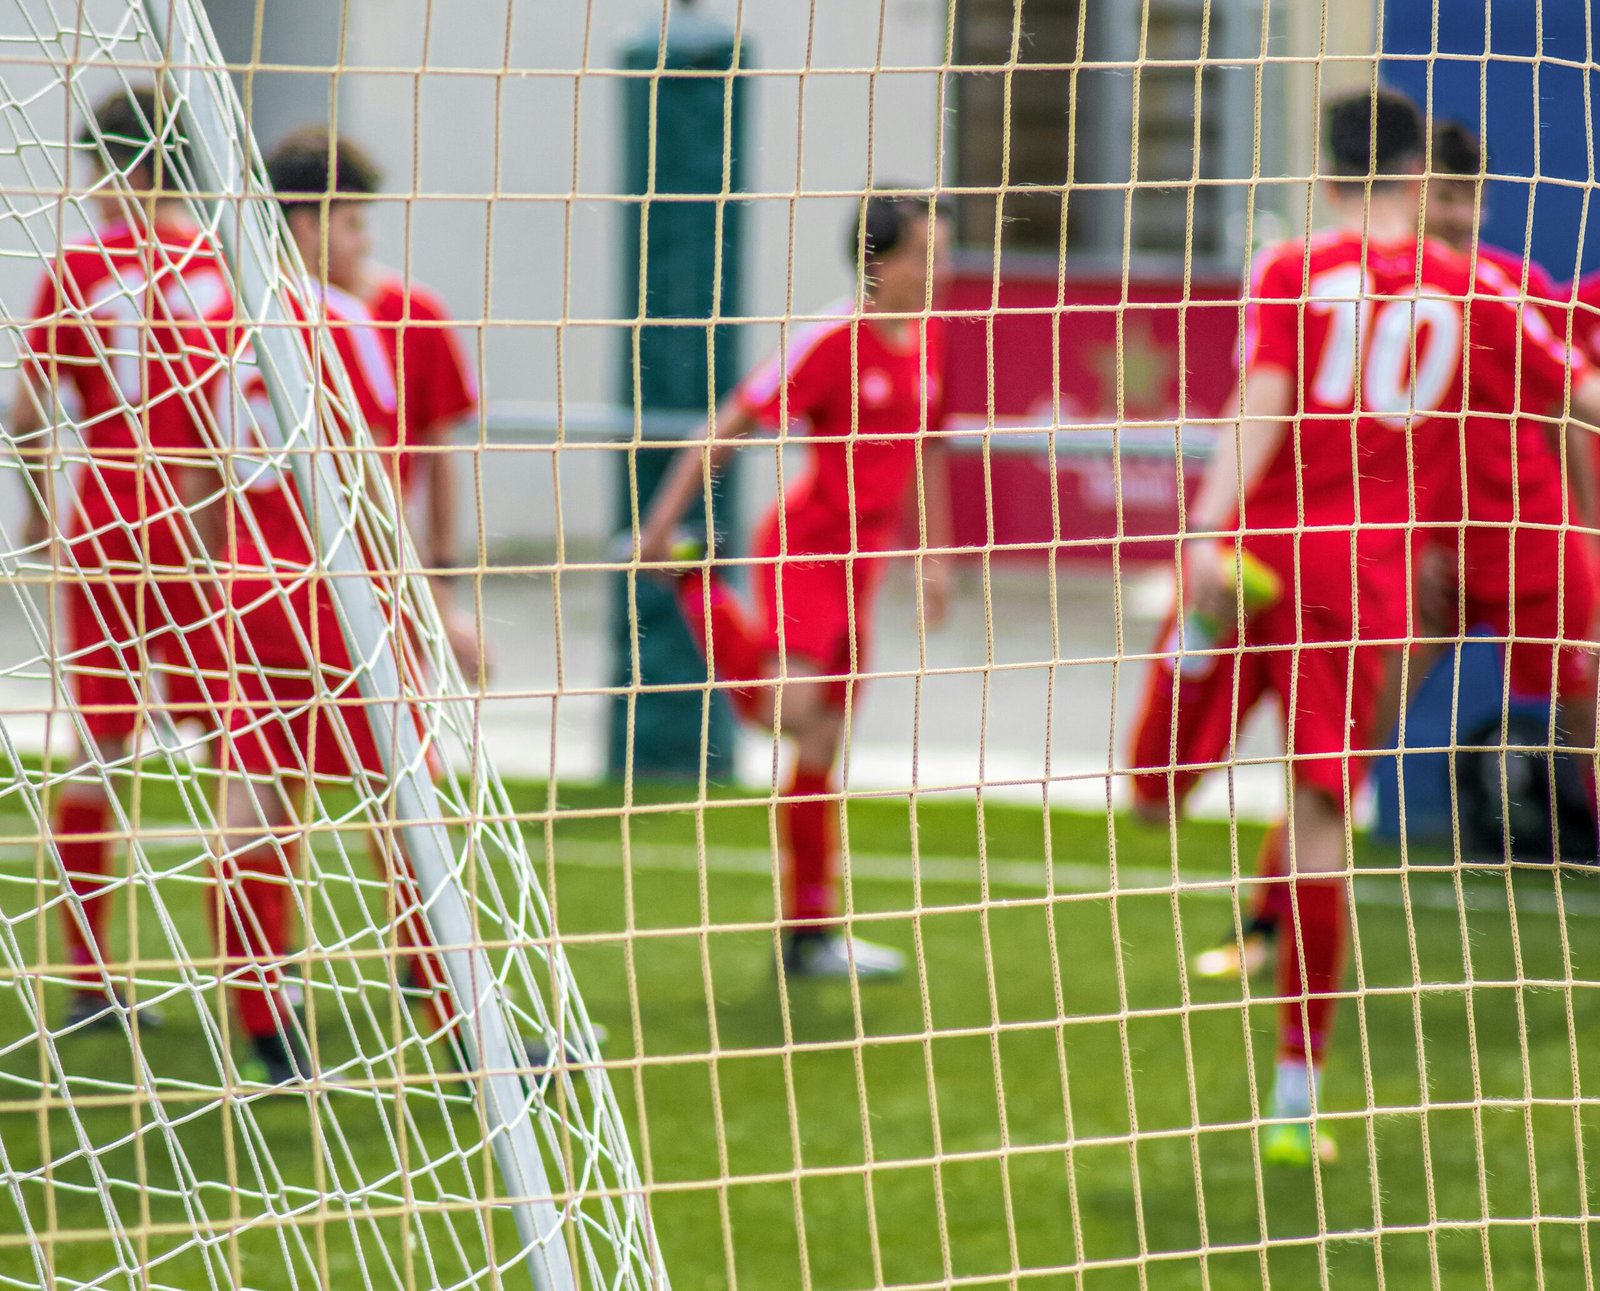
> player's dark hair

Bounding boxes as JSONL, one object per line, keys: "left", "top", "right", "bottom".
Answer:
{"left": 79, "top": 84, "right": 186, "bottom": 185}
{"left": 1433, "top": 120, "right": 1483, "bottom": 178}
{"left": 849, "top": 191, "right": 932, "bottom": 268}
{"left": 1325, "top": 88, "right": 1424, "bottom": 181}
{"left": 265, "top": 128, "right": 382, "bottom": 213}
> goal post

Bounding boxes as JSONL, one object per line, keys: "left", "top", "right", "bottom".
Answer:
{"left": 144, "top": 2, "right": 589, "bottom": 1286}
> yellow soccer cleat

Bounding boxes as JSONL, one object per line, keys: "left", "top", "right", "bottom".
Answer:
{"left": 1263, "top": 1118, "right": 1339, "bottom": 1168}
{"left": 1227, "top": 546, "right": 1283, "bottom": 613}
{"left": 1192, "top": 927, "right": 1274, "bottom": 981}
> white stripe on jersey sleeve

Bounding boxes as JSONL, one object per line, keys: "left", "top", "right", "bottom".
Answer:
{"left": 739, "top": 299, "right": 853, "bottom": 407}
{"left": 308, "top": 280, "right": 399, "bottom": 414}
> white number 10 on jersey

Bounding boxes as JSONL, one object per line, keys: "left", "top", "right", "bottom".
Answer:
{"left": 1307, "top": 264, "right": 1464, "bottom": 425}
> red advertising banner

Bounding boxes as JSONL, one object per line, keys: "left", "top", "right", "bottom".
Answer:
{"left": 941, "top": 266, "right": 1244, "bottom": 563}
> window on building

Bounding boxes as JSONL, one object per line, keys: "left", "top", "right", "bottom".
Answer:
{"left": 954, "top": 0, "right": 1272, "bottom": 271}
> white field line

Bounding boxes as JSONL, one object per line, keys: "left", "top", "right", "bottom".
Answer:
{"left": 552, "top": 839, "right": 1600, "bottom": 920}
{"left": 3, "top": 826, "right": 1596, "bottom": 920}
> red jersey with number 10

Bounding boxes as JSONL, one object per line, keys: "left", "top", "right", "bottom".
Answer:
{"left": 1242, "top": 228, "right": 1582, "bottom": 635}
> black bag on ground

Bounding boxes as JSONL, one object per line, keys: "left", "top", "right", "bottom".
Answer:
{"left": 1454, "top": 710, "right": 1598, "bottom": 865}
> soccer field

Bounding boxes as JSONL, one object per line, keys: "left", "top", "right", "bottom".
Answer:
{"left": 2, "top": 780, "right": 1595, "bottom": 1289}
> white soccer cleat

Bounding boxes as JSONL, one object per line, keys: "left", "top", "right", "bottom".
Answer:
{"left": 782, "top": 932, "right": 906, "bottom": 981}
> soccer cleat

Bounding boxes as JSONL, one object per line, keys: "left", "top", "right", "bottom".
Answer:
{"left": 781, "top": 932, "right": 906, "bottom": 981}
{"left": 64, "top": 987, "right": 164, "bottom": 1033}
{"left": 1262, "top": 1117, "right": 1339, "bottom": 1168}
{"left": 1192, "top": 926, "right": 1275, "bottom": 981}
{"left": 242, "top": 1030, "right": 316, "bottom": 1087}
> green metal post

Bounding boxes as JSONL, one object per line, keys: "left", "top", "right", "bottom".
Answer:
{"left": 609, "top": 3, "right": 747, "bottom": 781}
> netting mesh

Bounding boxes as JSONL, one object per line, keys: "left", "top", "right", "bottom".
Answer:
{"left": 2, "top": 0, "right": 1600, "bottom": 1288}
{"left": 0, "top": 2, "right": 656, "bottom": 1288}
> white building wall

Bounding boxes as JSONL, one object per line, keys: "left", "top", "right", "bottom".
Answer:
{"left": 330, "top": 0, "right": 952, "bottom": 556}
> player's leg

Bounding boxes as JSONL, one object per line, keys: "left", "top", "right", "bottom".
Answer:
{"left": 54, "top": 558, "right": 171, "bottom": 1026}
{"left": 1128, "top": 610, "right": 1269, "bottom": 826}
{"left": 1265, "top": 777, "right": 1350, "bottom": 1167}
{"left": 1260, "top": 631, "right": 1385, "bottom": 1167}
{"left": 1127, "top": 610, "right": 1275, "bottom": 977}
{"left": 214, "top": 678, "right": 316, "bottom": 1086}
{"left": 766, "top": 549, "right": 903, "bottom": 980}
{"left": 1207, "top": 637, "right": 1431, "bottom": 983}
{"left": 673, "top": 511, "right": 783, "bottom": 725}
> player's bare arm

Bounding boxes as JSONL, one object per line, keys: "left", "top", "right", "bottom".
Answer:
{"left": 637, "top": 393, "right": 760, "bottom": 566}
{"left": 8, "top": 368, "right": 53, "bottom": 550}
{"left": 1561, "top": 369, "right": 1600, "bottom": 532}
{"left": 918, "top": 435, "right": 954, "bottom": 628}
{"left": 1185, "top": 365, "right": 1294, "bottom": 624}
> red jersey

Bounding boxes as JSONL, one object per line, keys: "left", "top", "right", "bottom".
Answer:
{"left": 1243, "top": 228, "right": 1582, "bottom": 634}
{"left": 365, "top": 272, "right": 478, "bottom": 496}
{"left": 736, "top": 307, "right": 945, "bottom": 552}
{"left": 24, "top": 220, "right": 230, "bottom": 533}
{"left": 222, "top": 282, "right": 402, "bottom": 570}
{"left": 1572, "top": 268, "right": 1600, "bottom": 365}
{"left": 1472, "top": 242, "right": 1562, "bottom": 305}
{"left": 1448, "top": 255, "right": 1586, "bottom": 582}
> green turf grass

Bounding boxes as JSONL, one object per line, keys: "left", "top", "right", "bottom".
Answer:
{"left": 1, "top": 779, "right": 1597, "bottom": 1288}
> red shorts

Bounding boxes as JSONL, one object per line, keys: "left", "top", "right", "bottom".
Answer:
{"left": 1128, "top": 602, "right": 1390, "bottom": 812}
{"left": 1453, "top": 527, "right": 1597, "bottom": 706}
{"left": 61, "top": 525, "right": 227, "bottom": 741}
{"left": 748, "top": 509, "right": 891, "bottom": 709}
{"left": 221, "top": 571, "right": 387, "bottom": 782}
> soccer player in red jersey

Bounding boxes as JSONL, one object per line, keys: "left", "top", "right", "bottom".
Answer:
{"left": 262, "top": 130, "right": 483, "bottom": 675}
{"left": 195, "top": 135, "right": 505, "bottom": 1083}
{"left": 636, "top": 193, "right": 952, "bottom": 980}
{"left": 1126, "top": 89, "right": 1600, "bottom": 1165}
{"left": 1195, "top": 120, "right": 1600, "bottom": 982}
{"left": 9, "top": 86, "right": 231, "bottom": 1028}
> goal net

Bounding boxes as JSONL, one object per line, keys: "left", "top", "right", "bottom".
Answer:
{"left": 2, "top": 0, "right": 1598, "bottom": 1289}
{"left": 0, "top": 2, "right": 656, "bottom": 1288}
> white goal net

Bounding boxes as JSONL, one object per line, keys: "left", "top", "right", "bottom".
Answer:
{"left": 0, "top": 3, "right": 656, "bottom": 1288}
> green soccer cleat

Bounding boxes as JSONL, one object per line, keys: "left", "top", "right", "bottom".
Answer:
{"left": 1262, "top": 1117, "right": 1338, "bottom": 1168}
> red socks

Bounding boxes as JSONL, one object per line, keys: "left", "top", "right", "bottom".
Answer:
{"left": 1277, "top": 875, "right": 1348, "bottom": 1065}
{"left": 213, "top": 841, "right": 298, "bottom": 1039}
{"left": 783, "top": 765, "right": 838, "bottom": 927}
{"left": 678, "top": 571, "right": 770, "bottom": 723}
{"left": 56, "top": 796, "right": 112, "bottom": 985}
